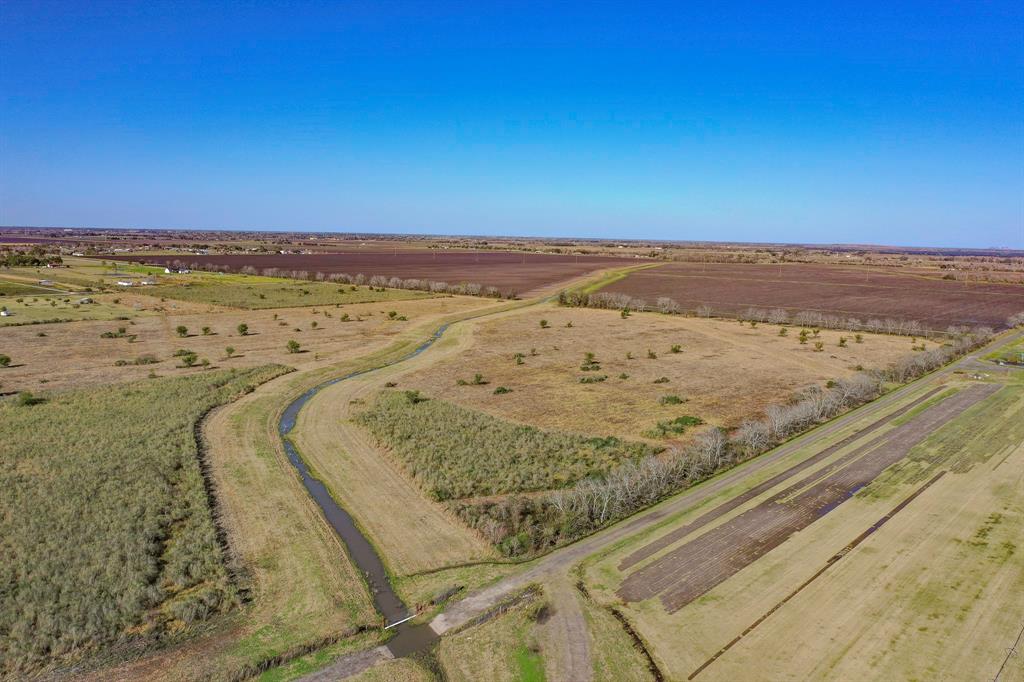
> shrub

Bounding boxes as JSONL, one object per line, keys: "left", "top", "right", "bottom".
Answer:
{"left": 644, "top": 415, "right": 704, "bottom": 439}
{"left": 0, "top": 354, "right": 10, "bottom": 367}
{"left": 176, "top": 325, "right": 188, "bottom": 337}
{"left": 201, "top": 326, "right": 212, "bottom": 335}
{"left": 659, "top": 395, "right": 685, "bottom": 405}
{"left": 653, "top": 377, "right": 670, "bottom": 384}
{"left": 814, "top": 341, "right": 824, "bottom": 352}
{"left": 286, "top": 339, "right": 301, "bottom": 354}
{"left": 224, "top": 346, "right": 235, "bottom": 358}
{"left": 618, "top": 373, "right": 629, "bottom": 379}
{"left": 539, "top": 319, "right": 549, "bottom": 329}
{"left": 237, "top": 323, "right": 248, "bottom": 336}
{"left": 647, "top": 349, "right": 657, "bottom": 359}
{"left": 493, "top": 386, "right": 513, "bottom": 394}
{"left": 579, "top": 374, "right": 608, "bottom": 384}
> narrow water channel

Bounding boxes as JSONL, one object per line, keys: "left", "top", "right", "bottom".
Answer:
{"left": 277, "top": 324, "right": 450, "bottom": 656}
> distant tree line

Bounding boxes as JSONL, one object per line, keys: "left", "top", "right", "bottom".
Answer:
{"left": 558, "top": 289, "right": 998, "bottom": 336}
{"left": 1, "top": 246, "right": 63, "bottom": 268}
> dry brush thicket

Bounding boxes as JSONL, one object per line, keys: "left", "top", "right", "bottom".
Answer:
{"left": 0, "top": 365, "right": 289, "bottom": 675}
{"left": 442, "top": 327, "right": 995, "bottom": 557}
{"left": 355, "top": 390, "right": 657, "bottom": 501}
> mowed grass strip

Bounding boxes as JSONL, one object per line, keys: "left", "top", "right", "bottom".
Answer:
{"left": 145, "top": 276, "right": 434, "bottom": 309}
{"left": 355, "top": 390, "right": 657, "bottom": 500}
{"left": 0, "top": 365, "right": 289, "bottom": 676}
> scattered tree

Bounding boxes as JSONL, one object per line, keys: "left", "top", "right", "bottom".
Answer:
{"left": 237, "top": 323, "right": 249, "bottom": 336}
{"left": 287, "top": 340, "right": 301, "bottom": 354}
{"left": 175, "top": 325, "right": 188, "bottom": 338}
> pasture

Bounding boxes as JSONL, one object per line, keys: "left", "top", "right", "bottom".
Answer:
{"left": 0, "top": 293, "right": 145, "bottom": 326}
{"left": 582, "top": 373, "right": 1024, "bottom": 681}
{"left": 0, "top": 366, "right": 289, "bottom": 676}
{"left": 141, "top": 275, "right": 433, "bottom": 309}
{"left": 0, "top": 295, "right": 492, "bottom": 393}
{"left": 400, "top": 304, "right": 912, "bottom": 442}
{"left": 599, "top": 261, "right": 1024, "bottom": 329}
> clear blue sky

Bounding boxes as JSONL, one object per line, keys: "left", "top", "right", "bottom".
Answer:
{"left": 1, "top": 1, "right": 1022, "bottom": 248}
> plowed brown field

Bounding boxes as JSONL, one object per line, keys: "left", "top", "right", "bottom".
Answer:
{"left": 602, "top": 262, "right": 1024, "bottom": 329}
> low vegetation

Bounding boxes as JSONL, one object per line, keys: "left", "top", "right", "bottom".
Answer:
{"left": 355, "top": 390, "right": 657, "bottom": 500}
{"left": 141, "top": 276, "right": 433, "bottom": 309}
{"left": 450, "top": 326, "right": 996, "bottom": 557}
{"left": 0, "top": 365, "right": 290, "bottom": 675}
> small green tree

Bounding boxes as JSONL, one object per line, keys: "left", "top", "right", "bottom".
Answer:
{"left": 287, "top": 340, "right": 301, "bottom": 354}
{"left": 0, "top": 354, "right": 10, "bottom": 367}
{"left": 539, "top": 319, "right": 549, "bottom": 329}
{"left": 670, "top": 344, "right": 682, "bottom": 353}
{"left": 237, "top": 323, "right": 249, "bottom": 336}
{"left": 621, "top": 309, "right": 630, "bottom": 319}
{"left": 647, "top": 349, "right": 657, "bottom": 359}
{"left": 225, "top": 346, "right": 235, "bottom": 358}
{"left": 838, "top": 336, "right": 848, "bottom": 347}
{"left": 175, "top": 325, "right": 188, "bottom": 337}
{"left": 814, "top": 341, "right": 824, "bottom": 352}
{"left": 855, "top": 333, "right": 864, "bottom": 343}
{"left": 779, "top": 327, "right": 788, "bottom": 336}
{"left": 201, "top": 326, "right": 212, "bottom": 335}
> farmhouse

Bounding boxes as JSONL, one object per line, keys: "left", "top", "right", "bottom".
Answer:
{"left": 116, "top": 279, "right": 134, "bottom": 287}
{"left": 164, "top": 266, "right": 191, "bottom": 274}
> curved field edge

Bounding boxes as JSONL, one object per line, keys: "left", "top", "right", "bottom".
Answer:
{"left": 0, "top": 365, "right": 290, "bottom": 679}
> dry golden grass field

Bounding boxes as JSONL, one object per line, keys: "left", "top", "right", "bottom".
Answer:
{"left": 582, "top": 373, "right": 1024, "bottom": 681}
{"left": 0, "top": 295, "right": 494, "bottom": 393}
{"left": 401, "top": 303, "right": 914, "bottom": 442}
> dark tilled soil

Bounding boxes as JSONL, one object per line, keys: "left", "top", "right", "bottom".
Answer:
{"left": 617, "top": 383, "right": 1000, "bottom": 612}
{"left": 603, "top": 262, "right": 1024, "bottom": 329}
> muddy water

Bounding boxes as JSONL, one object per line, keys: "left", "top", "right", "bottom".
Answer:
{"left": 278, "top": 324, "right": 450, "bottom": 655}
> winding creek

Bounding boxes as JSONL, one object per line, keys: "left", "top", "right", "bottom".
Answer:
{"left": 278, "top": 324, "right": 452, "bottom": 656}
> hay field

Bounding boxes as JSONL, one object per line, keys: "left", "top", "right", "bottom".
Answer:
{"left": 401, "top": 304, "right": 913, "bottom": 442}
{"left": 0, "top": 295, "right": 494, "bottom": 393}
{"left": 582, "top": 376, "right": 1024, "bottom": 681}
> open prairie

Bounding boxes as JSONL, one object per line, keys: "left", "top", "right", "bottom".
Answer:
{"left": 601, "top": 261, "right": 1024, "bottom": 329}
{"left": 0, "top": 295, "right": 491, "bottom": 393}
{"left": 106, "top": 250, "right": 643, "bottom": 296}
{"left": 400, "top": 303, "right": 912, "bottom": 441}
{"left": 582, "top": 372, "right": 1024, "bottom": 681}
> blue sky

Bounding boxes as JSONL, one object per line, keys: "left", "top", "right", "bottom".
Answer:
{"left": 1, "top": 1, "right": 1021, "bottom": 247}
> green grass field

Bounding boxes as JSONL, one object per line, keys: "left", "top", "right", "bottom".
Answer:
{"left": 0, "top": 365, "right": 291, "bottom": 676}
{"left": 985, "top": 337, "right": 1024, "bottom": 365}
{"left": 0, "top": 294, "right": 143, "bottom": 326}
{"left": 0, "top": 278, "right": 64, "bottom": 296}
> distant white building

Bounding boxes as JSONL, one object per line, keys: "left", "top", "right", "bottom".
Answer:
{"left": 116, "top": 280, "right": 134, "bottom": 287}
{"left": 164, "top": 267, "right": 190, "bottom": 274}
{"left": 1, "top": 310, "right": 11, "bottom": 317}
